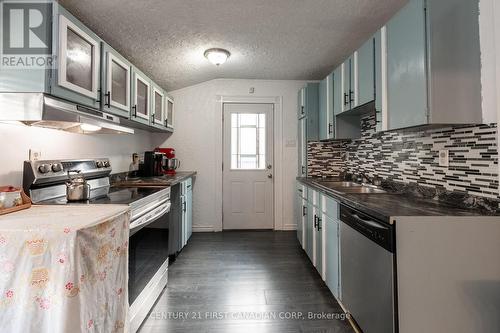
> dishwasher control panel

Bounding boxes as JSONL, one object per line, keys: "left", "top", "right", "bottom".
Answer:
{"left": 340, "top": 205, "right": 394, "bottom": 252}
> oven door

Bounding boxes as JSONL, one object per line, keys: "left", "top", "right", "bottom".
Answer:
{"left": 129, "top": 200, "right": 171, "bottom": 333}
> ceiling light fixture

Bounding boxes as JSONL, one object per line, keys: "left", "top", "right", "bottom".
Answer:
{"left": 204, "top": 48, "right": 231, "bottom": 66}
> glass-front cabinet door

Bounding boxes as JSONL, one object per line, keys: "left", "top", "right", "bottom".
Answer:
{"left": 131, "top": 68, "right": 151, "bottom": 125}
{"left": 53, "top": 11, "right": 101, "bottom": 108}
{"left": 151, "top": 85, "right": 166, "bottom": 129}
{"left": 102, "top": 43, "right": 131, "bottom": 117}
{"left": 166, "top": 96, "right": 174, "bottom": 129}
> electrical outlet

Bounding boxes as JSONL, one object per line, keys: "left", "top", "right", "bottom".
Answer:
{"left": 438, "top": 150, "right": 449, "bottom": 167}
{"left": 29, "top": 149, "right": 41, "bottom": 161}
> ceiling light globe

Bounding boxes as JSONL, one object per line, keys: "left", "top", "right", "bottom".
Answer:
{"left": 204, "top": 48, "right": 230, "bottom": 66}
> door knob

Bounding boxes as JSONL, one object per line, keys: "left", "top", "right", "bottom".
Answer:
{"left": 267, "top": 164, "right": 272, "bottom": 169}
{"left": 267, "top": 174, "right": 273, "bottom": 179}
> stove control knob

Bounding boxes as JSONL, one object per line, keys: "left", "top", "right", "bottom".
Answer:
{"left": 38, "top": 164, "right": 51, "bottom": 174}
{"left": 96, "top": 161, "right": 104, "bottom": 168}
{"left": 104, "top": 161, "right": 110, "bottom": 168}
{"left": 51, "top": 163, "right": 63, "bottom": 172}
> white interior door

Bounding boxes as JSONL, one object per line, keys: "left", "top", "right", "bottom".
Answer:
{"left": 223, "top": 103, "right": 274, "bottom": 230}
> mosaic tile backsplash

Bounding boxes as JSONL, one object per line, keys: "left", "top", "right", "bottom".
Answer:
{"left": 308, "top": 115, "right": 499, "bottom": 199}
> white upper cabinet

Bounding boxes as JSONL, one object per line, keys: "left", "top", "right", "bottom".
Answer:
{"left": 102, "top": 43, "right": 131, "bottom": 118}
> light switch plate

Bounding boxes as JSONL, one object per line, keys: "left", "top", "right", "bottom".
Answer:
{"left": 438, "top": 150, "right": 449, "bottom": 167}
{"left": 29, "top": 149, "right": 41, "bottom": 161}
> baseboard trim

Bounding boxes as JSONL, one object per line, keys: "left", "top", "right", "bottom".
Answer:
{"left": 192, "top": 226, "right": 216, "bottom": 232}
{"left": 282, "top": 224, "right": 297, "bottom": 231}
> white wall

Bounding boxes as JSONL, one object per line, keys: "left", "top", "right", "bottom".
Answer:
{"left": 0, "top": 123, "right": 155, "bottom": 186}
{"left": 160, "top": 79, "right": 306, "bottom": 232}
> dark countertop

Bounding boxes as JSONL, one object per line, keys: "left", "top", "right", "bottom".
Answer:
{"left": 297, "top": 177, "right": 500, "bottom": 223}
{"left": 111, "top": 171, "right": 197, "bottom": 188}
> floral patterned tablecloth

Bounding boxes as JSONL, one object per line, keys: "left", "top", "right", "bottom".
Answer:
{"left": 0, "top": 205, "right": 130, "bottom": 333}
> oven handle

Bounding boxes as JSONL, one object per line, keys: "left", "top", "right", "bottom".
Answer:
{"left": 130, "top": 201, "right": 171, "bottom": 234}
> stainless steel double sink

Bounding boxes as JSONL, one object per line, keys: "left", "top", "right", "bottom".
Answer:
{"left": 313, "top": 180, "right": 387, "bottom": 194}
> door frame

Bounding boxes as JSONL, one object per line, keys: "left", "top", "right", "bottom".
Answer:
{"left": 215, "top": 95, "right": 284, "bottom": 231}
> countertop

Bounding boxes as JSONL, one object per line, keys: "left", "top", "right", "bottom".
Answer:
{"left": 111, "top": 171, "right": 197, "bottom": 188}
{"left": 0, "top": 205, "right": 130, "bottom": 332}
{"left": 297, "top": 177, "right": 500, "bottom": 223}
{"left": 0, "top": 204, "right": 130, "bottom": 229}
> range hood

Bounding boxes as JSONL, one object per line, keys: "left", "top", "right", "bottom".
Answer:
{"left": 0, "top": 93, "right": 134, "bottom": 134}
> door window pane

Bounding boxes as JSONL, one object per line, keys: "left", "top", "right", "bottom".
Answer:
{"left": 230, "top": 113, "right": 266, "bottom": 170}
{"left": 136, "top": 79, "right": 148, "bottom": 116}
{"left": 111, "top": 60, "right": 127, "bottom": 105}
{"left": 66, "top": 28, "right": 93, "bottom": 91}
{"left": 154, "top": 91, "right": 162, "bottom": 121}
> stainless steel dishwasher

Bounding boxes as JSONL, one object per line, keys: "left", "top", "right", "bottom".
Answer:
{"left": 340, "top": 204, "right": 396, "bottom": 333}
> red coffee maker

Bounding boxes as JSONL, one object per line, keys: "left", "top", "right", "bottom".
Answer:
{"left": 155, "top": 148, "right": 180, "bottom": 175}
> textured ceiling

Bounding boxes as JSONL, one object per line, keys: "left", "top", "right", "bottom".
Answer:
{"left": 59, "top": 0, "right": 407, "bottom": 91}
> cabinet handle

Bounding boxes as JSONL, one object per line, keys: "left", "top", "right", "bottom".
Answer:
{"left": 132, "top": 105, "right": 137, "bottom": 117}
{"left": 164, "top": 119, "right": 168, "bottom": 127}
{"left": 302, "top": 206, "right": 307, "bottom": 216}
{"left": 301, "top": 106, "right": 305, "bottom": 115}
{"left": 314, "top": 215, "right": 318, "bottom": 228}
{"left": 96, "top": 89, "right": 102, "bottom": 103}
{"left": 301, "top": 166, "right": 306, "bottom": 175}
{"left": 328, "top": 123, "right": 333, "bottom": 135}
{"left": 182, "top": 201, "right": 186, "bottom": 212}
{"left": 151, "top": 114, "right": 155, "bottom": 124}
{"left": 317, "top": 217, "right": 322, "bottom": 231}
{"left": 343, "top": 93, "right": 349, "bottom": 106}
{"left": 349, "top": 90, "right": 354, "bottom": 103}
{"left": 104, "top": 91, "right": 111, "bottom": 108}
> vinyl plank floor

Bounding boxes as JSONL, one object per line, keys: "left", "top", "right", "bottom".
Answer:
{"left": 138, "top": 231, "right": 354, "bottom": 333}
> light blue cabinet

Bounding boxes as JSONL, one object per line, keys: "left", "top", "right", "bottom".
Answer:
{"left": 296, "top": 190, "right": 303, "bottom": 246}
{"left": 386, "top": 0, "right": 427, "bottom": 130}
{"left": 385, "top": 0, "right": 482, "bottom": 130}
{"left": 297, "top": 87, "right": 306, "bottom": 119}
{"left": 0, "top": 4, "right": 103, "bottom": 108}
{"left": 319, "top": 77, "right": 328, "bottom": 140}
{"left": 374, "top": 29, "right": 384, "bottom": 132}
{"left": 298, "top": 117, "right": 307, "bottom": 177}
{"left": 298, "top": 186, "right": 341, "bottom": 299}
{"left": 333, "top": 67, "right": 343, "bottom": 116}
{"left": 325, "top": 214, "right": 340, "bottom": 299}
{"left": 131, "top": 66, "right": 152, "bottom": 126}
{"left": 342, "top": 57, "right": 353, "bottom": 113}
{"left": 151, "top": 83, "right": 169, "bottom": 130}
{"left": 296, "top": 184, "right": 307, "bottom": 248}
{"left": 306, "top": 200, "right": 314, "bottom": 259}
{"left": 101, "top": 42, "right": 132, "bottom": 118}
{"left": 181, "top": 177, "right": 193, "bottom": 247}
{"left": 319, "top": 73, "right": 334, "bottom": 140}
{"left": 315, "top": 209, "right": 323, "bottom": 275}
{"left": 186, "top": 180, "right": 193, "bottom": 241}
{"left": 297, "top": 83, "right": 319, "bottom": 177}
{"left": 356, "top": 36, "right": 376, "bottom": 107}
{"left": 305, "top": 83, "right": 319, "bottom": 141}
{"left": 51, "top": 5, "right": 102, "bottom": 109}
